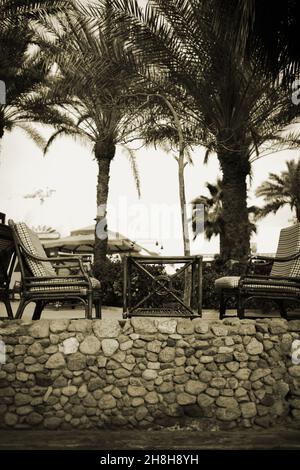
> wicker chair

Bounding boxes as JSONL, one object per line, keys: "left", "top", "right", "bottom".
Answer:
{"left": 0, "top": 223, "right": 16, "bottom": 319}
{"left": 215, "top": 223, "right": 300, "bottom": 319}
{"left": 9, "top": 220, "right": 101, "bottom": 320}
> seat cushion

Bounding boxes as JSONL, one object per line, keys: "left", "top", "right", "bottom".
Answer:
{"left": 240, "top": 278, "right": 299, "bottom": 294}
{"left": 215, "top": 276, "right": 240, "bottom": 290}
{"left": 29, "top": 276, "right": 101, "bottom": 293}
{"left": 14, "top": 222, "right": 56, "bottom": 278}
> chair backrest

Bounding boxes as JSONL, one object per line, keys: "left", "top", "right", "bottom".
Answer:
{"left": 9, "top": 221, "right": 56, "bottom": 278}
{"left": 0, "top": 224, "right": 15, "bottom": 289}
{"left": 271, "top": 223, "right": 300, "bottom": 278}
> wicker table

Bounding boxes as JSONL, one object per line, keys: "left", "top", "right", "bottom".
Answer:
{"left": 123, "top": 255, "right": 202, "bottom": 318}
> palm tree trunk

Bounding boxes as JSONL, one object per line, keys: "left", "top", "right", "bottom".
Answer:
{"left": 94, "top": 139, "right": 115, "bottom": 280}
{"left": 219, "top": 229, "right": 227, "bottom": 260}
{"left": 218, "top": 153, "right": 251, "bottom": 261}
{"left": 0, "top": 115, "right": 4, "bottom": 139}
{"left": 178, "top": 150, "right": 190, "bottom": 257}
{"left": 296, "top": 204, "right": 300, "bottom": 223}
{"left": 158, "top": 94, "right": 192, "bottom": 305}
{"left": 178, "top": 147, "right": 192, "bottom": 306}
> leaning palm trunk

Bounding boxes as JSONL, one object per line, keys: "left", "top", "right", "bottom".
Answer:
{"left": 178, "top": 147, "right": 192, "bottom": 305}
{"left": 219, "top": 151, "right": 251, "bottom": 261}
{"left": 94, "top": 139, "right": 115, "bottom": 280}
{"left": 178, "top": 149, "right": 190, "bottom": 257}
{"left": 162, "top": 96, "right": 192, "bottom": 305}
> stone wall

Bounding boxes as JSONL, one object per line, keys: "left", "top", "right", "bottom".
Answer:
{"left": 0, "top": 317, "right": 300, "bottom": 430}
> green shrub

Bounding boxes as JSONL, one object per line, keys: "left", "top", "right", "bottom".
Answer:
{"left": 99, "top": 256, "right": 272, "bottom": 310}
{"left": 99, "top": 257, "right": 165, "bottom": 307}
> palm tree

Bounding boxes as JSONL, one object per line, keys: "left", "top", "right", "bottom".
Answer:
{"left": 110, "top": 0, "right": 300, "bottom": 261}
{"left": 192, "top": 178, "right": 258, "bottom": 256}
{"left": 192, "top": 178, "right": 223, "bottom": 242}
{"left": 211, "top": 0, "right": 300, "bottom": 83}
{"left": 31, "top": 2, "right": 149, "bottom": 278}
{"left": 0, "top": 0, "right": 68, "bottom": 25}
{"left": 0, "top": 0, "right": 70, "bottom": 143}
{"left": 0, "top": 22, "right": 48, "bottom": 145}
{"left": 256, "top": 159, "right": 300, "bottom": 222}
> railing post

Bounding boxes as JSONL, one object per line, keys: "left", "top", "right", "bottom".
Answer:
{"left": 197, "top": 256, "right": 203, "bottom": 317}
{"left": 123, "top": 255, "right": 128, "bottom": 317}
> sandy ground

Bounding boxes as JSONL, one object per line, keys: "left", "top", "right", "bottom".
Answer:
{"left": 0, "top": 426, "right": 300, "bottom": 450}
{"left": 0, "top": 300, "right": 284, "bottom": 321}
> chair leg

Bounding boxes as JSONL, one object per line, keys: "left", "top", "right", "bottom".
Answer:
{"left": 276, "top": 300, "right": 288, "bottom": 319}
{"left": 219, "top": 291, "right": 226, "bottom": 319}
{"left": 15, "top": 298, "right": 28, "bottom": 319}
{"left": 237, "top": 294, "right": 245, "bottom": 319}
{"left": 94, "top": 298, "right": 102, "bottom": 319}
{"left": 3, "top": 297, "right": 14, "bottom": 319}
{"left": 85, "top": 294, "right": 93, "bottom": 319}
{"left": 32, "top": 301, "right": 44, "bottom": 320}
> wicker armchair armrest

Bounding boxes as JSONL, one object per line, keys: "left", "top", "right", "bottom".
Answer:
{"left": 52, "top": 256, "right": 92, "bottom": 276}
{"left": 250, "top": 251, "right": 300, "bottom": 263}
{"left": 246, "top": 251, "right": 300, "bottom": 275}
{"left": 16, "top": 244, "right": 87, "bottom": 275}
{"left": 57, "top": 252, "right": 92, "bottom": 262}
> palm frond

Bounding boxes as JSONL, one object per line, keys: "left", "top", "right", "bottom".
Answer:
{"left": 121, "top": 144, "right": 141, "bottom": 197}
{"left": 15, "top": 122, "right": 47, "bottom": 149}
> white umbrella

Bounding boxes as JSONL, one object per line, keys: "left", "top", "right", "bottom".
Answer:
{"left": 43, "top": 225, "right": 156, "bottom": 255}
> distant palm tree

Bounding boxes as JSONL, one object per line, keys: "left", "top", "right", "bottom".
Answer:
{"left": 192, "top": 178, "right": 258, "bottom": 256}
{"left": 256, "top": 159, "right": 300, "bottom": 222}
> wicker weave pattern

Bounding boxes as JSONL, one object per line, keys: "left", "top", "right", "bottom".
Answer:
{"left": 30, "top": 286, "right": 88, "bottom": 293}
{"left": 241, "top": 282, "right": 299, "bottom": 294}
{"left": 28, "top": 276, "right": 99, "bottom": 293}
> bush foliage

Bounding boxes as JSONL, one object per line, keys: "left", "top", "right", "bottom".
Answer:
{"left": 100, "top": 256, "right": 268, "bottom": 309}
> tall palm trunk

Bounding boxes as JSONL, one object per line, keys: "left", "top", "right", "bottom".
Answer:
{"left": 218, "top": 151, "right": 251, "bottom": 261}
{"left": 94, "top": 138, "right": 115, "bottom": 280}
{"left": 178, "top": 149, "right": 190, "bottom": 257}
{"left": 0, "top": 112, "right": 4, "bottom": 139}
{"left": 158, "top": 94, "right": 192, "bottom": 304}
{"left": 296, "top": 204, "right": 300, "bottom": 223}
{"left": 219, "top": 226, "right": 227, "bottom": 260}
{"left": 178, "top": 146, "right": 192, "bottom": 305}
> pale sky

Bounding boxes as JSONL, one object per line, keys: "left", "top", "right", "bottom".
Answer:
{"left": 0, "top": 125, "right": 298, "bottom": 256}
